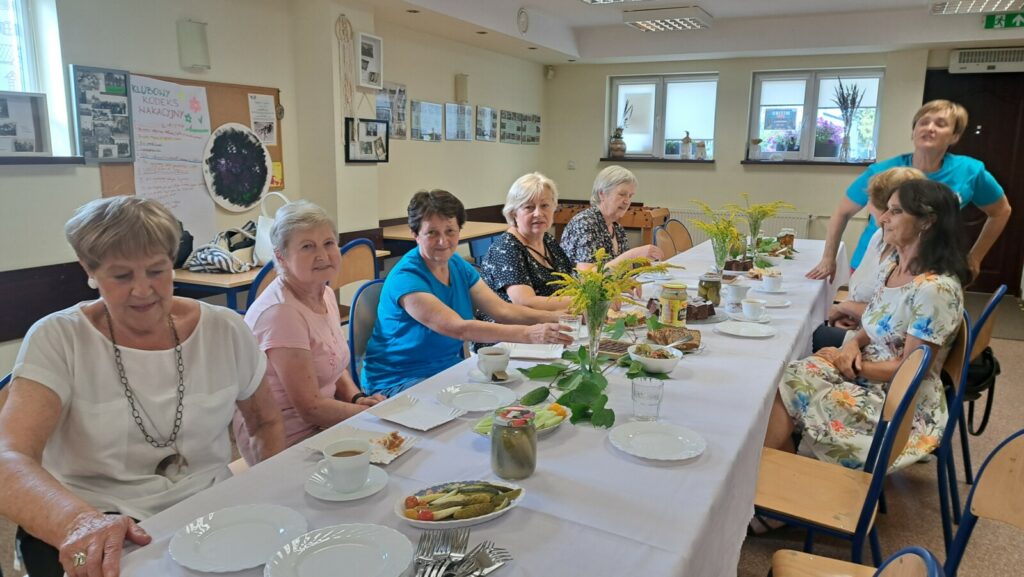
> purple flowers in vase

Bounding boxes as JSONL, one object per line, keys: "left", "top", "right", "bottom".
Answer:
{"left": 814, "top": 118, "right": 843, "bottom": 158}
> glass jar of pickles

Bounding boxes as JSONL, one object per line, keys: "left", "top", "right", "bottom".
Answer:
{"left": 658, "top": 282, "right": 689, "bottom": 327}
{"left": 697, "top": 273, "right": 722, "bottom": 306}
{"left": 491, "top": 406, "right": 536, "bottom": 480}
{"left": 777, "top": 228, "right": 796, "bottom": 249}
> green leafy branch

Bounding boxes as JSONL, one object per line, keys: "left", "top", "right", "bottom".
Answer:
{"left": 515, "top": 345, "right": 617, "bottom": 428}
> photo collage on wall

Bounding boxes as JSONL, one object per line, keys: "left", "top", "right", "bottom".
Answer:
{"left": 375, "top": 82, "right": 408, "bottom": 139}
{"left": 70, "top": 65, "right": 134, "bottom": 162}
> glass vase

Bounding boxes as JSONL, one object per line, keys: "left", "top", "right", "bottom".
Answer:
{"left": 711, "top": 238, "right": 729, "bottom": 273}
{"left": 583, "top": 300, "right": 610, "bottom": 373}
{"left": 839, "top": 134, "right": 851, "bottom": 162}
{"left": 748, "top": 220, "right": 763, "bottom": 258}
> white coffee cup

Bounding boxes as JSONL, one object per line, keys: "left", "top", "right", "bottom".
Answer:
{"left": 324, "top": 439, "right": 371, "bottom": 492}
{"left": 761, "top": 274, "right": 783, "bottom": 292}
{"left": 742, "top": 298, "right": 767, "bottom": 321}
{"left": 477, "top": 346, "right": 510, "bottom": 379}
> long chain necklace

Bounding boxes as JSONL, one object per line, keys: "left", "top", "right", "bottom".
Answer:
{"left": 104, "top": 306, "right": 189, "bottom": 480}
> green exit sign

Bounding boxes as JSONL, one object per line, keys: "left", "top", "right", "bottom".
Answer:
{"left": 985, "top": 13, "right": 1024, "bottom": 29}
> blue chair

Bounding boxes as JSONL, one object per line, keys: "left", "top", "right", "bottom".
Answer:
{"left": 348, "top": 279, "right": 384, "bottom": 380}
{"left": 755, "top": 346, "right": 933, "bottom": 566}
{"left": 958, "top": 284, "right": 1007, "bottom": 485}
{"left": 934, "top": 314, "right": 971, "bottom": 549}
{"left": 944, "top": 427, "right": 1024, "bottom": 577}
{"left": 246, "top": 260, "right": 277, "bottom": 310}
{"left": 0, "top": 373, "right": 10, "bottom": 391}
{"left": 772, "top": 545, "right": 944, "bottom": 577}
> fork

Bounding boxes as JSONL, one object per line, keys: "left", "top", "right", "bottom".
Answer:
{"left": 431, "top": 528, "right": 470, "bottom": 577}
{"left": 453, "top": 541, "right": 506, "bottom": 577}
{"left": 413, "top": 531, "right": 438, "bottom": 577}
{"left": 424, "top": 529, "right": 452, "bottom": 577}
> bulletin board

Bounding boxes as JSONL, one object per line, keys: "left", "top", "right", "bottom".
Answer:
{"left": 99, "top": 74, "right": 284, "bottom": 198}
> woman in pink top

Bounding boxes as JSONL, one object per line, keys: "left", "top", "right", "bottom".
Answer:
{"left": 233, "top": 201, "right": 385, "bottom": 464}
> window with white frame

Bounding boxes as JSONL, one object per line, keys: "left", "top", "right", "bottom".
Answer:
{"left": 610, "top": 73, "right": 718, "bottom": 160}
{"left": 749, "top": 69, "right": 882, "bottom": 163}
{"left": 1, "top": 0, "right": 70, "bottom": 155}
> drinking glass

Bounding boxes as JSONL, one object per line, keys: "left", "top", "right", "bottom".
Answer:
{"left": 631, "top": 378, "right": 664, "bottom": 421}
{"left": 559, "top": 314, "right": 582, "bottom": 351}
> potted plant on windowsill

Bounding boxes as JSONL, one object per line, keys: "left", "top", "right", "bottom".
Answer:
{"left": 814, "top": 118, "right": 843, "bottom": 158}
{"left": 833, "top": 78, "right": 864, "bottom": 162}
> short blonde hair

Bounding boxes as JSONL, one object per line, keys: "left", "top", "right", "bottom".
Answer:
{"left": 867, "top": 167, "right": 927, "bottom": 211}
{"left": 502, "top": 173, "right": 559, "bottom": 225}
{"left": 65, "top": 196, "right": 180, "bottom": 271}
{"left": 271, "top": 200, "right": 337, "bottom": 254}
{"left": 591, "top": 165, "right": 637, "bottom": 205}
{"left": 913, "top": 100, "right": 969, "bottom": 140}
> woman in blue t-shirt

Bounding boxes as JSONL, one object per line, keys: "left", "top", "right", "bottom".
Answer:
{"left": 807, "top": 99, "right": 1011, "bottom": 282}
{"left": 360, "top": 190, "right": 572, "bottom": 397}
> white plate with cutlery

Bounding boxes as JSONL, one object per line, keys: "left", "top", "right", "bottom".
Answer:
{"left": 169, "top": 504, "right": 307, "bottom": 572}
{"left": 368, "top": 396, "right": 466, "bottom": 431}
{"left": 437, "top": 384, "right": 517, "bottom": 413}
{"left": 264, "top": 523, "right": 412, "bottom": 577}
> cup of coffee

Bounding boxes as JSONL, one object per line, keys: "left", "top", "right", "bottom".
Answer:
{"left": 742, "top": 298, "right": 767, "bottom": 321}
{"left": 761, "top": 274, "right": 783, "bottom": 292}
{"left": 477, "top": 346, "right": 510, "bottom": 380}
{"left": 722, "top": 283, "right": 751, "bottom": 312}
{"left": 323, "top": 439, "right": 370, "bottom": 492}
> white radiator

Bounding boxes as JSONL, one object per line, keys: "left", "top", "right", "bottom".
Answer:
{"left": 668, "top": 208, "right": 811, "bottom": 245}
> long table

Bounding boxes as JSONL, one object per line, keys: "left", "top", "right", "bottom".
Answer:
{"left": 122, "top": 239, "right": 848, "bottom": 577}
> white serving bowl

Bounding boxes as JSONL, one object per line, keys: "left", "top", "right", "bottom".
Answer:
{"left": 759, "top": 255, "right": 783, "bottom": 267}
{"left": 627, "top": 344, "right": 683, "bottom": 374}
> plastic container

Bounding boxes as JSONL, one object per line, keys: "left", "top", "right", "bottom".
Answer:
{"left": 658, "top": 282, "right": 689, "bottom": 327}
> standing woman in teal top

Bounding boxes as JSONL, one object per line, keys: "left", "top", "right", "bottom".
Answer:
{"left": 360, "top": 190, "right": 572, "bottom": 397}
{"left": 807, "top": 99, "right": 1011, "bottom": 282}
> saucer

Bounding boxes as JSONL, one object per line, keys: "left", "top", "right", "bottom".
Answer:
{"left": 764, "top": 298, "right": 792, "bottom": 308}
{"left": 753, "top": 287, "right": 787, "bottom": 295}
{"left": 729, "top": 312, "right": 771, "bottom": 324}
{"left": 467, "top": 368, "right": 523, "bottom": 385}
{"left": 306, "top": 461, "right": 388, "bottom": 502}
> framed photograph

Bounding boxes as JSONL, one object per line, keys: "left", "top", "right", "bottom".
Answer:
{"left": 0, "top": 91, "right": 51, "bottom": 156}
{"left": 444, "top": 103, "right": 473, "bottom": 141}
{"left": 345, "top": 117, "right": 389, "bottom": 163}
{"left": 475, "top": 106, "right": 497, "bottom": 142}
{"left": 375, "top": 82, "right": 407, "bottom": 139}
{"left": 69, "top": 64, "right": 133, "bottom": 162}
{"left": 357, "top": 33, "right": 384, "bottom": 90}
{"left": 410, "top": 100, "right": 443, "bottom": 142}
{"left": 500, "top": 110, "right": 521, "bottom": 144}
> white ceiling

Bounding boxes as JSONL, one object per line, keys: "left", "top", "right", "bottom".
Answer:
{"left": 371, "top": 0, "right": 1024, "bottom": 64}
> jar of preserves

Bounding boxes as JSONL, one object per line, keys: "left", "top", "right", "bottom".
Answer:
{"left": 658, "top": 282, "right": 689, "bottom": 327}
{"left": 697, "top": 273, "right": 722, "bottom": 306}
{"left": 491, "top": 406, "right": 537, "bottom": 480}
{"left": 777, "top": 228, "right": 796, "bottom": 249}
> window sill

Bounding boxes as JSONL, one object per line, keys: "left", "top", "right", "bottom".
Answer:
{"left": 600, "top": 157, "right": 714, "bottom": 164}
{"left": 740, "top": 159, "right": 873, "bottom": 167}
{"left": 0, "top": 156, "right": 87, "bottom": 166}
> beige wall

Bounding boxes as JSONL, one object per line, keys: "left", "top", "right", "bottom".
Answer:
{"left": 540, "top": 50, "right": 931, "bottom": 253}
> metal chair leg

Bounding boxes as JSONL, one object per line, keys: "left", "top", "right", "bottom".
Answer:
{"left": 945, "top": 447, "right": 962, "bottom": 524}
{"left": 937, "top": 451, "right": 954, "bottom": 550}
{"left": 869, "top": 528, "right": 882, "bottom": 567}
{"left": 803, "top": 529, "right": 815, "bottom": 553}
{"left": 878, "top": 488, "right": 888, "bottom": 514}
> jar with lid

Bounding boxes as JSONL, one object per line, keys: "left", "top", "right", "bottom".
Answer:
{"left": 697, "top": 273, "right": 722, "bottom": 306}
{"left": 658, "top": 282, "right": 689, "bottom": 327}
{"left": 491, "top": 406, "right": 537, "bottom": 480}
{"left": 777, "top": 228, "right": 796, "bottom": 249}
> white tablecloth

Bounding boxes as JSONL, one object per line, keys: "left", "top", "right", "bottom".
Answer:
{"left": 121, "top": 240, "right": 847, "bottom": 577}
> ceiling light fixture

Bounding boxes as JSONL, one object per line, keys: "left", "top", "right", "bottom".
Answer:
{"left": 406, "top": 9, "right": 420, "bottom": 13}
{"left": 931, "top": 1, "right": 1024, "bottom": 14}
{"left": 476, "top": 30, "right": 488, "bottom": 34}
{"left": 623, "top": 6, "right": 713, "bottom": 31}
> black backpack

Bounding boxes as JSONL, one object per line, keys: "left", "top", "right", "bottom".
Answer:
{"left": 963, "top": 346, "right": 1001, "bottom": 435}
{"left": 175, "top": 220, "right": 194, "bottom": 269}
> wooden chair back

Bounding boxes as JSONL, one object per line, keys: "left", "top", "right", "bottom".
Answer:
{"left": 880, "top": 346, "right": 930, "bottom": 473}
{"left": 664, "top": 218, "right": 693, "bottom": 253}
{"left": 874, "top": 547, "right": 943, "bottom": 577}
{"left": 654, "top": 226, "right": 677, "bottom": 259}
{"left": 247, "top": 261, "right": 277, "bottom": 308}
{"left": 333, "top": 238, "right": 378, "bottom": 293}
{"left": 969, "top": 285, "right": 1007, "bottom": 362}
{"left": 942, "top": 316, "right": 970, "bottom": 401}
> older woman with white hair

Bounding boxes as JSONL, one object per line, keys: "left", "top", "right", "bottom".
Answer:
{"left": 0, "top": 196, "right": 284, "bottom": 577}
{"left": 232, "top": 200, "right": 385, "bottom": 465}
{"left": 480, "top": 173, "right": 574, "bottom": 315}
{"left": 559, "top": 165, "right": 664, "bottom": 266}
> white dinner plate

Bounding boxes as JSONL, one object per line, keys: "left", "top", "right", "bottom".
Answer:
{"left": 764, "top": 298, "right": 792, "bottom": 308}
{"left": 395, "top": 480, "right": 524, "bottom": 529}
{"left": 752, "top": 287, "right": 788, "bottom": 295}
{"left": 169, "top": 504, "right": 307, "bottom": 572}
{"left": 467, "top": 368, "right": 524, "bottom": 385}
{"left": 728, "top": 312, "right": 772, "bottom": 324}
{"left": 264, "top": 524, "right": 413, "bottom": 577}
{"left": 686, "top": 310, "right": 728, "bottom": 325}
{"left": 305, "top": 462, "right": 389, "bottom": 502}
{"left": 608, "top": 421, "right": 707, "bottom": 461}
{"left": 437, "top": 384, "right": 517, "bottom": 412}
{"left": 714, "top": 320, "right": 777, "bottom": 338}
{"left": 496, "top": 342, "right": 565, "bottom": 360}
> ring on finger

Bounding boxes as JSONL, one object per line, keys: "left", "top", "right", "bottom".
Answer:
{"left": 73, "top": 551, "right": 87, "bottom": 567}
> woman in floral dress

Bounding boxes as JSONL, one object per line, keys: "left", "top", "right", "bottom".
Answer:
{"left": 765, "top": 179, "right": 969, "bottom": 471}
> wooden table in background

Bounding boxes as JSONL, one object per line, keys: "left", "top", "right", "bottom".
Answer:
{"left": 553, "top": 205, "right": 669, "bottom": 245}
{"left": 382, "top": 221, "right": 508, "bottom": 262}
